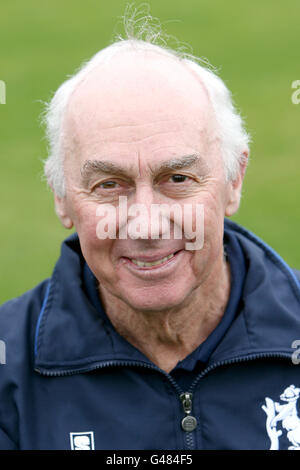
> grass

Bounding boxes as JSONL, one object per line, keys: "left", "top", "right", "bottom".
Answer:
{"left": 0, "top": 0, "right": 300, "bottom": 303}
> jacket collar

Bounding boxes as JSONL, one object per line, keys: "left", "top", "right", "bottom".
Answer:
{"left": 34, "top": 219, "right": 300, "bottom": 373}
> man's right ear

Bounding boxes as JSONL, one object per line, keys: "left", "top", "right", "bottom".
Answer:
{"left": 54, "top": 194, "right": 74, "bottom": 229}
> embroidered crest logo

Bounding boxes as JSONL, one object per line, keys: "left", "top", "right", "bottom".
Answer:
{"left": 262, "top": 384, "right": 300, "bottom": 450}
{"left": 70, "top": 431, "right": 95, "bottom": 450}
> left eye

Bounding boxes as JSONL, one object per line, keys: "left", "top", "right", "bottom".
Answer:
{"left": 170, "top": 174, "right": 189, "bottom": 183}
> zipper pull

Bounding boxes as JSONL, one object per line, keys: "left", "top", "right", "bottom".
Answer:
{"left": 180, "top": 392, "right": 197, "bottom": 432}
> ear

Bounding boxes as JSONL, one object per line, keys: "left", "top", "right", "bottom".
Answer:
{"left": 54, "top": 194, "right": 74, "bottom": 229}
{"left": 225, "top": 151, "right": 248, "bottom": 217}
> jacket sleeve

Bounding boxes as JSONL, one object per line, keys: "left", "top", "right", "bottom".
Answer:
{"left": 0, "top": 426, "right": 17, "bottom": 450}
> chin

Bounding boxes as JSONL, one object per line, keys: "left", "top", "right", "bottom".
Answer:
{"left": 119, "top": 285, "right": 193, "bottom": 313}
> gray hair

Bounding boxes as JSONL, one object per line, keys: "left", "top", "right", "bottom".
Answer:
{"left": 42, "top": 6, "right": 250, "bottom": 197}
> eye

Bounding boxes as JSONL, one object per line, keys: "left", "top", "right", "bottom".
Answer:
{"left": 97, "top": 180, "right": 120, "bottom": 189}
{"left": 169, "top": 174, "right": 190, "bottom": 183}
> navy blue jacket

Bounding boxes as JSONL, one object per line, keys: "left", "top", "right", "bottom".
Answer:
{"left": 1, "top": 219, "right": 300, "bottom": 450}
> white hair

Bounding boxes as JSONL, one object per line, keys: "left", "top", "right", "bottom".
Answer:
{"left": 42, "top": 8, "right": 250, "bottom": 197}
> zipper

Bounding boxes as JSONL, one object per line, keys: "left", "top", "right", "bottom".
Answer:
{"left": 35, "top": 351, "right": 292, "bottom": 450}
{"left": 180, "top": 392, "right": 197, "bottom": 432}
{"left": 180, "top": 392, "right": 197, "bottom": 449}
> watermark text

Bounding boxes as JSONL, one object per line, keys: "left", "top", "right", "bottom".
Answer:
{"left": 291, "top": 80, "right": 300, "bottom": 104}
{"left": 0, "top": 340, "right": 6, "bottom": 364}
{"left": 96, "top": 197, "right": 204, "bottom": 250}
{"left": 291, "top": 340, "right": 300, "bottom": 364}
{"left": 0, "top": 80, "right": 6, "bottom": 104}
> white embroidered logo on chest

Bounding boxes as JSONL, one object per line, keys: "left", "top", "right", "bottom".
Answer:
{"left": 262, "top": 384, "right": 300, "bottom": 450}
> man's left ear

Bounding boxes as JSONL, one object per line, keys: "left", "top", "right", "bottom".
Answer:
{"left": 225, "top": 151, "right": 248, "bottom": 217}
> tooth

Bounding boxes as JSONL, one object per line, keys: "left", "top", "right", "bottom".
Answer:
{"left": 136, "top": 260, "right": 145, "bottom": 267}
{"left": 131, "top": 253, "right": 174, "bottom": 267}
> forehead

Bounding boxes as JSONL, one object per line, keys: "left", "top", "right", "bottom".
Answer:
{"left": 63, "top": 50, "right": 219, "bottom": 168}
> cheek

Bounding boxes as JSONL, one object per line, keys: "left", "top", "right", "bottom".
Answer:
{"left": 69, "top": 201, "right": 114, "bottom": 264}
{"left": 181, "top": 189, "right": 224, "bottom": 241}
{"left": 186, "top": 191, "right": 226, "bottom": 275}
{"left": 75, "top": 206, "right": 99, "bottom": 244}
{"left": 203, "top": 193, "right": 226, "bottom": 252}
{"left": 78, "top": 227, "right": 116, "bottom": 287}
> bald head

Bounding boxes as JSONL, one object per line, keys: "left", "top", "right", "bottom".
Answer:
{"left": 44, "top": 40, "right": 249, "bottom": 197}
{"left": 63, "top": 50, "right": 219, "bottom": 166}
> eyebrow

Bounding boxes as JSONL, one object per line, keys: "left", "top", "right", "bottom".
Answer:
{"left": 155, "top": 154, "right": 205, "bottom": 172}
{"left": 80, "top": 160, "right": 132, "bottom": 187}
{"left": 80, "top": 154, "right": 207, "bottom": 187}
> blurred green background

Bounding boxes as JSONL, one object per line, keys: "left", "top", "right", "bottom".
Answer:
{"left": 0, "top": 0, "right": 299, "bottom": 304}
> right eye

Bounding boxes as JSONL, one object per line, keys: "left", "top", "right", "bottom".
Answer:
{"left": 98, "top": 181, "right": 120, "bottom": 189}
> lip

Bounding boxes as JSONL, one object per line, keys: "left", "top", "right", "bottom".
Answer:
{"left": 122, "top": 249, "right": 182, "bottom": 263}
{"left": 120, "top": 249, "right": 185, "bottom": 277}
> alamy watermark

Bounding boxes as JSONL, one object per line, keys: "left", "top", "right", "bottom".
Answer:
{"left": 96, "top": 196, "right": 204, "bottom": 250}
{"left": 291, "top": 340, "right": 300, "bottom": 364}
{"left": 0, "top": 340, "right": 6, "bottom": 365}
{"left": 0, "top": 80, "right": 6, "bottom": 104}
{"left": 291, "top": 80, "right": 300, "bottom": 104}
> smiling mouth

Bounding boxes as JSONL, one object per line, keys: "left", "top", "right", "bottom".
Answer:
{"left": 123, "top": 250, "right": 183, "bottom": 269}
{"left": 130, "top": 253, "right": 175, "bottom": 267}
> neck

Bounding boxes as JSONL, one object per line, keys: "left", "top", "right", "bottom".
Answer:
{"left": 99, "top": 256, "right": 231, "bottom": 373}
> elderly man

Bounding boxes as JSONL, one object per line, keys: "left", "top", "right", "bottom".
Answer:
{"left": 0, "top": 25, "right": 300, "bottom": 451}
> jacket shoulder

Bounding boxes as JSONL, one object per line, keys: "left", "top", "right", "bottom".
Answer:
{"left": 0, "top": 280, "right": 50, "bottom": 353}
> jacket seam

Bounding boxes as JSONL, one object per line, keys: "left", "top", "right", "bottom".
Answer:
{"left": 35, "top": 269, "right": 58, "bottom": 359}
{"left": 35, "top": 354, "right": 153, "bottom": 368}
{"left": 34, "top": 281, "right": 51, "bottom": 357}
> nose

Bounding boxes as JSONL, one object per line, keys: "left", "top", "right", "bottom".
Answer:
{"left": 133, "top": 183, "right": 156, "bottom": 207}
{"left": 121, "top": 183, "right": 169, "bottom": 241}
{"left": 128, "top": 184, "right": 157, "bottom": 240}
